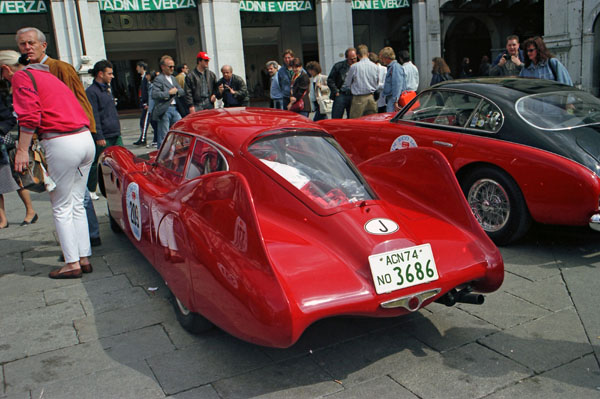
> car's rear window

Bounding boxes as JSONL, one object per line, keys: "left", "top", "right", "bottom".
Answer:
{"left": 516, "top": 91, "right": 600, "bottom": 130}
{"left": 248, "top": 133, "right": 374, "bottom": 209}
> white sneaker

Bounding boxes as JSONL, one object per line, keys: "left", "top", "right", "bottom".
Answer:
{"left": 90, "top": 192, "right": 100, "bottom": 200}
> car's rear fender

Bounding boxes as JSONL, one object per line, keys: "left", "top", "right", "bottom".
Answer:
{"left": 176, "top": 171, "right": 295, "bottom": 347}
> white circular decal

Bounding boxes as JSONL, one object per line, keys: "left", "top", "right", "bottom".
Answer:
{"left": 390, "top": 135, "right": 417, "bottom": 151}
{"left": 364, "top": 218, "right": 399, "bottom": 235}
{"left": 126, "top": 182, "right": 142, "bottom": 241}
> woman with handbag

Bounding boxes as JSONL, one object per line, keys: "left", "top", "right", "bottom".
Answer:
{"left": 287, "top": 58, "right": 311, "bottom": 117}
{"left": 0, "top": 87, "right": 37, "bottom": 229}
{"left": 306, "top": 61, "right": 331, "bottom": 121}
{"left": 0, "top": 50, "right": 95, "bottom": 279}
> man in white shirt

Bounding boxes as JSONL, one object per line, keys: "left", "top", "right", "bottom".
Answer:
{"left": 399, "top": 50, "right": 419, "bottom": 92}
{"left": 344, "top": 44, "right": 381, "bottom": 119}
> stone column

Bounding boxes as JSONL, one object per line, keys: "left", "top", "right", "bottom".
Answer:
{"left": 315, "top": 0, "right": 353, "bottom": 74}
{"left": 49, "top": 0, "right": 106, "bottom": 86}
{"left": 197, "top": 0, "right": 246, "bottom": 80}
{"left": 412, "top": 0, "right": 442, "bottom": 91}
{"left": 543, "top": 0, "right": 583, "bottom": 86}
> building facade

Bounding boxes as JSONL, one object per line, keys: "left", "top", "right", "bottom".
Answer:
{"left": 0, "top": 0, "right": 597, "bottom": 108}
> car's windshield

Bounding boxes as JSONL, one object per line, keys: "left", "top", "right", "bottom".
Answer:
{"left": 248, "top": 133, "right": 374, "bottom": 209}
{"left": 516, "top": 91, "right": 600, "bottom": 130}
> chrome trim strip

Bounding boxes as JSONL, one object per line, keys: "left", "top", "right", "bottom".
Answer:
{"left": 380, "top": 288, "right": 441, "bottom": 311}
{"left": 433, "top": 141, "right": 453, "bottom": 148}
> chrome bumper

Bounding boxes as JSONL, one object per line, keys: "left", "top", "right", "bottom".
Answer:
{"left": 590, "top": 214, "right": 600, "bottom": 232}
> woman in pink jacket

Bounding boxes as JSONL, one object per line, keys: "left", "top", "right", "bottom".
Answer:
{"left": 0, "top": 50, "right": 95, "bottom": 279}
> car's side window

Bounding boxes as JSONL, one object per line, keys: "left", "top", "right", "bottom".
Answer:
{"left": 186, "top": 139, "right": 227, "bottom": 179}
{"left": 467, "top": 100, "right": 503, "bottom": 133}
{"left": 156, "top": 133, "right": 193, "bottom": 175}
{"left": 400, "top": 91, "right": 482, "bottom": 128}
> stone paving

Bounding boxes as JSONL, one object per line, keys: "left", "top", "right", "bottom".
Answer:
{"left": 1, "top": 117, "right": 599, "bottom": 398}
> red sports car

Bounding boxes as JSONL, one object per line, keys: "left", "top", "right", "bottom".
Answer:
{"left": 99, "top": 108, "right": 502, "bottom": 348}
{"left": 321, "top": 78, "right": 600, "bottom": 244}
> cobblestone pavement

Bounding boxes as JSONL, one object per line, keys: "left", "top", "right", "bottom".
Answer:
{"left": 1, "top": 116, "right": 599, "bottom": 398}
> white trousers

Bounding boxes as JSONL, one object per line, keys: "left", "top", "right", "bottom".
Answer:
{"left": 42, "top": 132, "right": 95, "bottom": 263}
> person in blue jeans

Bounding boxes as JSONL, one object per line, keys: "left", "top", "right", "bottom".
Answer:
{"left": 152, "top": 55, "right": 184, "bottom": 148}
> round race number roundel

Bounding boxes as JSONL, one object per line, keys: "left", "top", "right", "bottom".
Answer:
{"left": 126, "top": 182, "right": 142, "bottom": 241}
{"left": 364, "top": 218, "right": 399, "bottom": 235}
{"left": 390, "top": 135, "right": 417, "bottom": 151}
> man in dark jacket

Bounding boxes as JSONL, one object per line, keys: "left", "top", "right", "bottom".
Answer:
{"left": 276, "top": 49, "right": 295, "bottom": 109}
{"left": 327, "top": 47, "right": 357, "bottom": 119}
{"left": 490, "top": 35, "right": 525, "bottom": 76}
{"left": 215, "top": 65, "right": 250, "bottom": 107}
{"left": 133, "top": 60, "right": 149, "bottom": 145}
{"left": 185, "top": 51, "right": 217, "bottom": 113}
{"left": 85, "top": 60, "right": 122, "bottom": 147}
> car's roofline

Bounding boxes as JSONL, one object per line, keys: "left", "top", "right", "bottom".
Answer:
{"left": 431, "top": 77, "right": 578, "bottom": 96}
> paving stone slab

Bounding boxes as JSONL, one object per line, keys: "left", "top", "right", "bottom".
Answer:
{"left": 390, "top": 342, "right": 532, "bottom": 399}
{"left": 0, "top": 290, "right": 45, "bottom": 319}
{"left": 500, "top": 245, "right": 561, "bottom": 281}
{"left": 4, "top": 341, "right": 123, "bottom": 393}
{"left": 561, "top": 266, "right": 600, "bottom": 361}
{"left": 402, "top": 306, "right": 500, "bottom": 352}
{"left": 312, "top": 327, "right": 434, "bottom": 387}
{"left": 99, "top": 325, "right": 175, "bottom": 364}
{"left": 159, "top": 308, "right": 210, "bottom": 349}
{"left": 0, "top": 392, "right": 30, "bottom": 399}
{"left": 325, "top": 375, "right": 418, "bottom": 399}
{"left": 74, "top": 298, "right": 173, "bottom": 342}
{"left": 457, "top": 291, "right": 550, "bottom": 330}
{"left": 478, "top": 308, "right": 592, "bottom": 373}
{"left": 0, "top": 273, "right": 82, "bottom": 297}
{"left": 0, "top": 301, "right": 84, "bottom": 363}
{"left": 29, "top": 361, "right": 165, "bottom": 399}
{"left": 79, "top": 286, "right": 151, "bottom": 315}
{"left": 44, "top": 274, "right": 132, "bottom": 306}
{"left": 260, "top": 315, "right": 409, "bottom": 362}
{"left": 486, "top": 354, "right": 600, "bottom": 399}
{"left": 502, "top": 272, "right": 573, "bottom": 312}
{"left": 213, "top": 356, "right": 342, "bottom": 399}
{"left": 146, "top": 334, "right": 272, "bottom": 395}
{"left": 168, "top": 385, "right": 220, "bottom": 399}
{"left": 0, "top": 254, "right": 23, "bottom": 275}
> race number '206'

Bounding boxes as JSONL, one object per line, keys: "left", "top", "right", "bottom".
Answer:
{"left": 126, "top": 182, "right": 142, "bottom": 241}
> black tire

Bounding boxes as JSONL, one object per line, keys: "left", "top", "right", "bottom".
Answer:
{"left": 108, "top": 206, "right": 122, "bottom": 234}
{"left": 172, "top": 292, "right": 213, "bottom": 334}
{"left": 460, "top": 167, "right": 531, "bottom": 245}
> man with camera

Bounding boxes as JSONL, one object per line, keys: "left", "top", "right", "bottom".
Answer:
{"left": 215, "top": 65, "right": 249, "bottom": 108}
{"left": 490, "top": 35, "right": 525, "bottom": 76}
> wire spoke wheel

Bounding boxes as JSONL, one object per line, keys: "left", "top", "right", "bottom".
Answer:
{"left": 468, "top": 178, "right": 510, "bottom": 232}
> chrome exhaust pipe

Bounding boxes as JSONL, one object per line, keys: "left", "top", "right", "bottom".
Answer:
{"left": 435, "top": 288, "right": 485, "bottom": 307}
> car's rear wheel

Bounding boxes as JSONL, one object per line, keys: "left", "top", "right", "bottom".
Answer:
{"left": 461, "top": 167, "right": 531, "bottom": 245}
{"left": 172, "top": 292, "right": 213, "bottom": 334}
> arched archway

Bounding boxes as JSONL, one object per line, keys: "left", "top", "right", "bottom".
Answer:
{"left": 444, "top": 17, "right": 492, "bottom": 78}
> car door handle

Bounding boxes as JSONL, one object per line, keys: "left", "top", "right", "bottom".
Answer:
{"left": 433, "top": 141, "right": 453, "bottom": 148}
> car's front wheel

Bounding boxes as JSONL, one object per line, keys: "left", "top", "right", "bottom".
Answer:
{"left": 461, "top": 167, "right": 531, "bottom": 245}
{"left": 172, "top": 292, "right": 213, "bottom": 334}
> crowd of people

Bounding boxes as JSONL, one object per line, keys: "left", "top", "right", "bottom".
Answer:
{"left": 0, "top": 26, "right": 575, "bottom": 280}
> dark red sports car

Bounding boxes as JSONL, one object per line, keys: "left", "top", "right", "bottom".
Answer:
{"left": 321, "top": 78, "right": 600, "bottom": 244}
{"left": 99, "top": 108, "right": 502, "bottom": 347}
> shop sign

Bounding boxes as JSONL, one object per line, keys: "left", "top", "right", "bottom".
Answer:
{"left": 100, "top": 0, "right": 197, "bottom": 12}
{"left": 0, "top": 0, "right": 47, "bottom": 14}
{"left": 240, "top": 1, "right": 313, "bottom": 12}
{"left": 351, "top": 0, "right": 410, "bottom": 9}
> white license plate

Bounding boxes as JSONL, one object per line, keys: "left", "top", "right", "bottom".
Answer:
{"left": 369, "top": 243, "right": 439, "bottom": 294}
